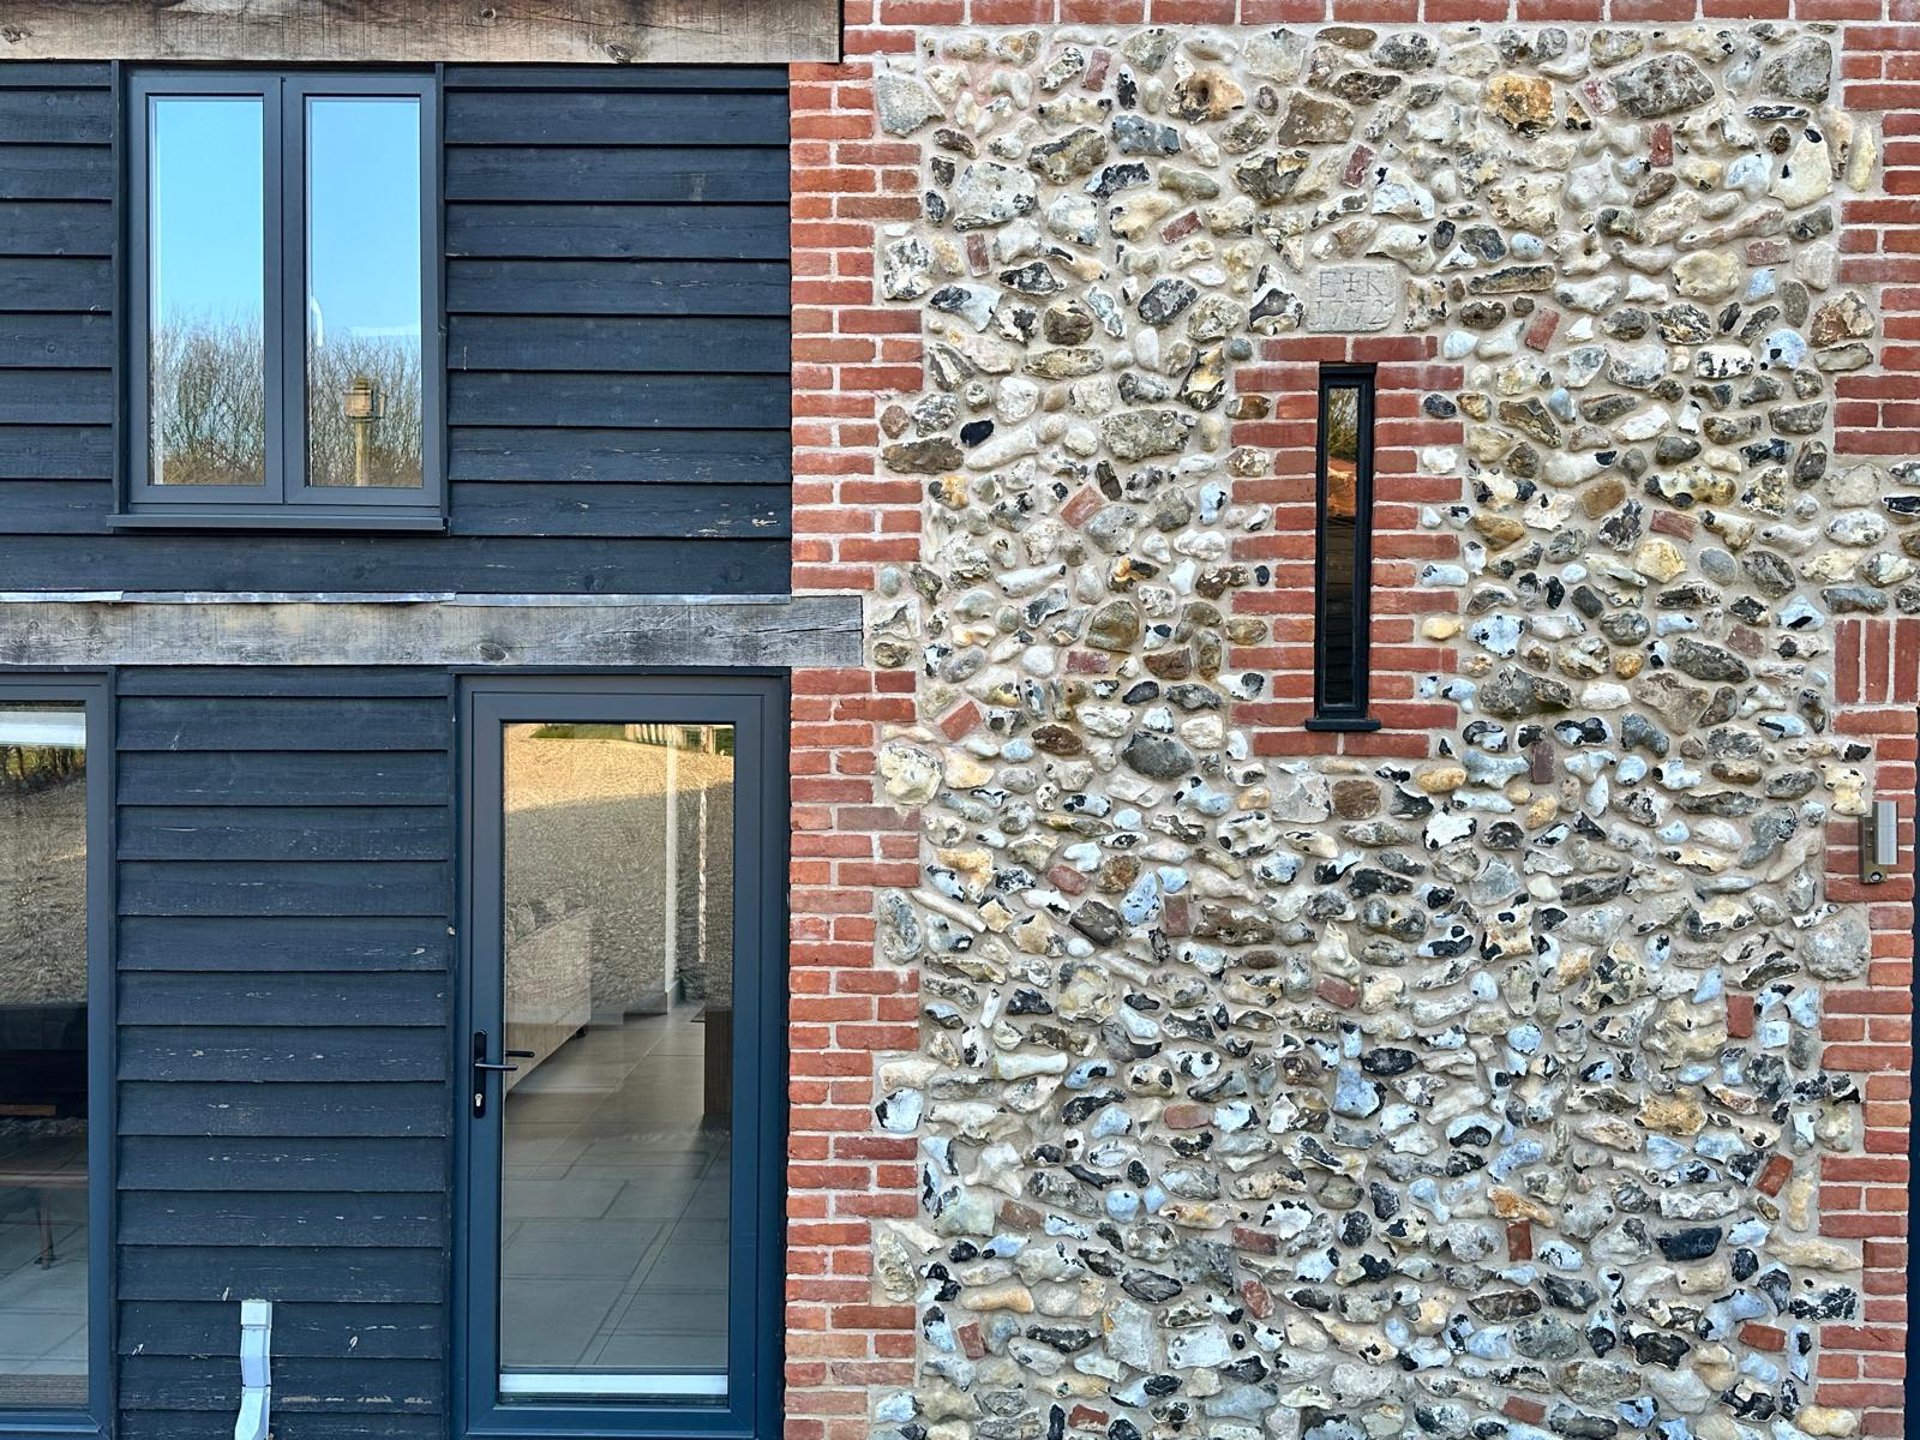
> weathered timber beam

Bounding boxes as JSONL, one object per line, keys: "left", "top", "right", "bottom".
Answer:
{"left": 0, "top": 0, "right": 839, "bottom": 65}
{"left": 0, "top": 594, "right": 864, "bottom": 668}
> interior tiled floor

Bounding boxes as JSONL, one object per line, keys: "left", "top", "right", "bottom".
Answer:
{"left": 0, "top": 1170, "right": 86, "bottom": 1400}
{"left": 501, "top": 1003, "right": 729, "bottom": 1386}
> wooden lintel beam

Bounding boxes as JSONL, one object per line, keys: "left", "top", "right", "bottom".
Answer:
{"left": 0, "top": 0, "right": 840, "bottom": 66}
{"left": 0, "top": 595, "right": 865, "bottom": 669}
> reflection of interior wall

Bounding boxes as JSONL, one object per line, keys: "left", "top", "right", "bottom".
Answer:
{"left": 503, "top": 731, "right": 733, "bottom": 1032}
{"left": 0, "top": 769, "right": 86, "bottom": 1008}
{"left": 503, "top": 911, "right": 591, "bottom": 1086}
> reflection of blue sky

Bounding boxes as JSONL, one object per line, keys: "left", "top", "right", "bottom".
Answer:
{"left": 308, "top": 99, "right": 422, "bottom": 346}
{"left": 151, "top": 95, "right": 421, "bottom": 343}
{"left": 151, "top": 97, "right": 264, "bottom": 330}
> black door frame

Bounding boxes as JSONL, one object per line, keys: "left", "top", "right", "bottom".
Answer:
{"left": 0, "top": 674, "right": 115, "bottom": 1440}
{"left": 451, "top": 673, "right": 786, "bottom": 1440}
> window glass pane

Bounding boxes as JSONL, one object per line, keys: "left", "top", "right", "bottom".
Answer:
{"left": 0, "top": 704, "right": 88, "bottom": 1409}
{"left": 1324, "top": 385, "right": 1360, "bottom": 521}
{"left": 305, "top": 97, "right": 424, "bottom": 490}
{"left": 1317, "top": 381, "right": 1367, "bottom": 715}
{"left": 499, "top": 722, "right": 734, "bottom": 1403}
{"left": 149, "top": 97, "right": 267, "bottom": 486}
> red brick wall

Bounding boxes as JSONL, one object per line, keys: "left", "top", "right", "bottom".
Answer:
{"left": 785, "top": 12, "right": 1920, "bottom": 1438}
{"left": 1825, "top": 617, "right": 1917, "bottom": 1433}
{"left": 785, "top": 48, "right": 923, "bottom": 1440}
{"left": 1817, "top": 24, "right": 1919, "bottom": 1434}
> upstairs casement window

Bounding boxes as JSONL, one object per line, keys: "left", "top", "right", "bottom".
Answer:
{"left": 124, "top": 72, "right": 443, "bottom": 527}
{"left": 1307, "top": 366, "right": 1378, "bottom": 732}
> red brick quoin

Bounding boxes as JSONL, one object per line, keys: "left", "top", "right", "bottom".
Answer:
{"left": 785, "top": 9, "right": 1919, "bottom": 1439}
{"left": 1819, "top": 22, "right": 1920, "bottom": 1432}
{"left": 787, "top": 37, "right": 926, "bottom": 1440}
{"left": 1823, "top": 616, "right": 1915, "bottom": 1435}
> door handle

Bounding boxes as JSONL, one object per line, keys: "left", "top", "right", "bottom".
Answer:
{"left": 470, "top": 1032, "right": 524, "bottom": 1118}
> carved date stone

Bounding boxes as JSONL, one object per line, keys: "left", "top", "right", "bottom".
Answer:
{"left": 1307, "top": 264, "right": 1398, "bottom": 333}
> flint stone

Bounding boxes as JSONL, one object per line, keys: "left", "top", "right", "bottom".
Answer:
{"left": 1112, "top": 114, "right": 1180, "bottom": 155}
{"left": 1138, "top": 278, "right": 1199, "bottom": 327}
{"left": 953, "top": 162, "right": 1039, "bottom": 230}
{"left": 1105, "top": 1299, "right": 1158, "bottom": 1369}
{"left": 1487, "top": 73, "right": 1555, "bottom": 133}
{"left": 1741, "top": 550, "right": 1798, "bottom": 598}
{"left": 1169, "top": 68, "right": 1245, "bottom": 123}
{"left": 884, "top": 438, "right": 963, "bottom": 474}
{"left": 1028, "top": 127, "right": 1109, "bottom": 184}
{"left": 1671, "top": 638, "right": 1751, "bottom": 683}
{"left": 1562, "top": 1361, "right": 1640, "bottom": 1405}
{"left": 1805, "top": 915, "right": 1870, "bottom": 980}
{"left": 1373, "top": 33, "right": 1434, "bottom": 69}
{"left": 876, "top": 73, "right": 944, "bottom": 135}
{"left": 1087, "top": 599, "right": 1142, "bottom": 651}
{"left": 1087, "top": 162, "right": 1151, "bottom": 198}
{"left": 1274, "top": 94, "right": 1353, "bottom": 144}
{"left": 1469, "top": 1288, "right": 1542, "bottom": 1321}
{"left": 1243, "top": 28, "right": 1308, "bottom": 82}
{"left": 1070, "top": 900, "right": 1124, "bottom": 946}
{"left": 1613, "top": 55, "right": 1715, "bottom": 118}
{"left": 1514, "top": 1315, "right": 1583, "bottom": 1360}
{"left": 1103, "top": 409, "right": 1190, "bottom": 460}
{"left": 1235, "top": 150, "right": 1310, "bottom": 204}
{"left": 1166, "top": 1324, "right": 1233, "bottom": 1369}
{"left": 1761, "top": 38, "right": 1833, "bottom": 103}
{"left": 1120, "top": 1270, "right": 1182, "bottom": 1303}
{"left": 1655, "top": 1227, "right": 1722, "bottom": 1261}
{"left": 1121, "top": 731, "right": 1195, "bottom": 780}
{"left": 1479, "top": 666, "right": 1575, "bottom": 718}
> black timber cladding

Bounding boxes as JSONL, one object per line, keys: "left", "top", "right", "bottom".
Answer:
{"left": 114, "top": 668, "right": 453, "bottom": 1440}
{"left": 0, "top": 62, "right": 791, "bottom": 593}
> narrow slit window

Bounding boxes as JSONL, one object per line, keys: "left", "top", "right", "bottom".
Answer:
{"left": 1310, "top": 367, "right": 1377, "bottom": 729}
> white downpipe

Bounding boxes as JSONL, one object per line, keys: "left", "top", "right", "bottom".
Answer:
{"left": 235, "top": 1299, "right": 271, "bottom": 1440}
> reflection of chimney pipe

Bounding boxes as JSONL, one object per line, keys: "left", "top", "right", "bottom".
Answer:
{"left": 341, "top": 376, "right": 385, "bottom": 487}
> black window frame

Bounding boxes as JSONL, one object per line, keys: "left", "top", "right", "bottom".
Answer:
{"left": 453, "top": 673, "right": 787, "bottom": 1440}
{"left": 119, "top": 69, "right": 446, "bottom": 530}
{"left": 1306, "top": 364, "right": 1380, "bottom": 731}
{"left": 0, "top": 674, "right": 114, "bottom": 1440}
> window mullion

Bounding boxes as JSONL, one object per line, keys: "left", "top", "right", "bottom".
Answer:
{"left": 273, "top": 76, "right": 303, "bottom": 507}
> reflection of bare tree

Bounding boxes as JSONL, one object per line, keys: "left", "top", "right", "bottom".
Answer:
{"left": 149, "top": 321, "right": 422, "bottom": 488}
{"left": 1323, "top": 388, "right": 1361, "bottom": 520}
{"left": 0, "top": 746, "right": 80, "bottom": 795}
{"left": 151, "top": 321, "right": 267, "bottom": 486}
{"left": 1325, "top": 388, "right": 1359, "bottom": 463}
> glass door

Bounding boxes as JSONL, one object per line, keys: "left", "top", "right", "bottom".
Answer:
{"left": 458, "top": 678, "right": 783, "bottom": 1440}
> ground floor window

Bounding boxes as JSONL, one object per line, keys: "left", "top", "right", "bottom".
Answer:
{"left": 0, "top": 678, "right": 108, "bottom": 1430}
{"left": 457, "top": 677, "right": 784, "bottom": 1440}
